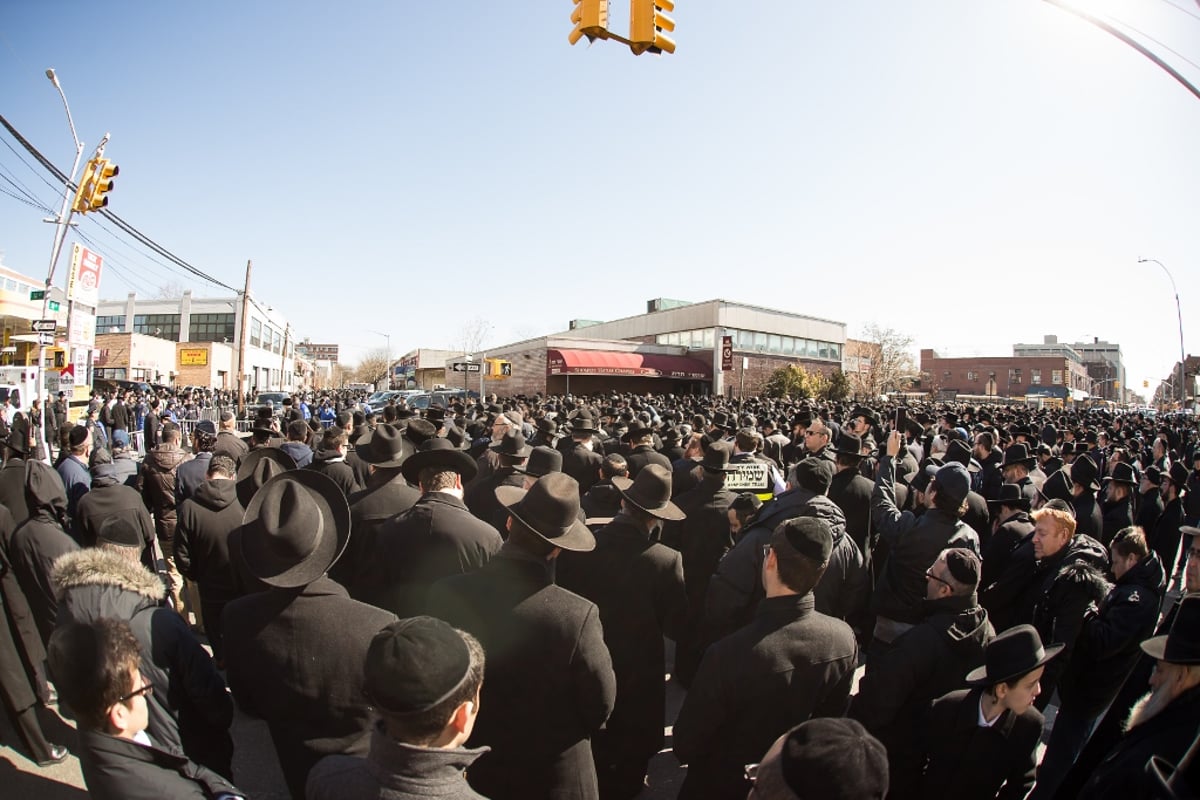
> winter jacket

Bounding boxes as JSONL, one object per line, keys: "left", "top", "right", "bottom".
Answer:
{"left": 55, "top": 453, "right": 91, "bottom": 542}
{"left": 8, "top": 464, "right": 78, "bottom": 644}
{"left": 852, "top": 593, "right": 994, "bottom": 800}
{"left": 174, "top": 452, "right": 212, "bottom": 506}
{"left": 806, "top": 495, "right": 871, "bottom": 637}
{"left": 981, "top": 510, "right": 1034, "bottom": 590}
{"left": 872, "top": 454, "right": 979, "bottom": 625}
{"left": 1100, "top": 495, "right": 1135, "bottom": 548}
{"left": 278, "top": 441, "right": 313, "bottom": 469}
{"left": 139, "top": 445, "right": 190, "bottom": 546}
{"left": 305, "top": 449, "right": 359, "bottom": 498}
{"left": 54, "top": 548, "right": 234, "bottom": 775}
{"left": 75, "top": 464, "right": 156, "bottom": 569}
{"left": 1056, "top": 552, "right": 1165, "bottom": 719}
{"left": 76, "top": 729, "right": 243, "bottom": 800}
{"left": 174, "top": 478, "right": 244, "bottom": 606}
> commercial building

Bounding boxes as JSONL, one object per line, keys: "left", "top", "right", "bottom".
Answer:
{"left": 295, "top": 340, "right": 339, "bottom": 363}
{"left": 1068, "top": 338, "right": 1126, "bottom": 404}
{"left": 394, "top": 348, "right": 466, "bottom": 390}
{"left": 95, "top": 290, "right": 297, "bottom": 392}
{"left": 463, "top": 298, "right": 846, "bottom": 397}
{"left": 920, "top": 335, "right": 1097, "bottom": 403}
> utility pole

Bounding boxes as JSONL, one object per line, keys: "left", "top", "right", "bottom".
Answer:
{"left": 236, "top": 260, "right": 252, "bottom": 415}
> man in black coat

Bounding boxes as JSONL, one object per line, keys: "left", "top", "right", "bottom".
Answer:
{"left": 305, "top": 427, "right": 361, "bottom": 499}
{"left": 222, "top": 471, "right": 398, "bottom": 799}
{"left": 621, "top": 419, "right": 671, "bottom": 479}
{"left": 1152, "top": 462, "right": 1188, "bottom": 578}
{"left": 174, "top": 455, "right": 243, "bottom": 665}
{"left": 463, "top": 429, "right": 530, "bottom": 534}
{"left": 354, "top": 438, "right": 501, "bottom": 618}
{"left": 76, "top": 456, "right": 157, "bottom": 570}
{"left": 212, "top": 410, "right": 248, "bottom": 465}
{"left": 945, "top": 439, "right": 992, "bottom": 546}
{"left": 662, "top": 441, "right": 737, "bottom": 687}
{"left": 828, "top": 430, "right": 875, "bottom": 554}
{"left": 673, "top": 516, "right": 858, "bottom": 800}
{"left": 981, "top": 483, "right": 1035, "bottom": 591}
{"left": 556, "top": 464, "right": 688, "bottom": 799}
{"left": 1029, "top": 527, "right": 1165, "bottom": 799}
{"left": 852, "top": 548, "right": 993, "bottom": 800}
{"left": 580, "top": 453, "right": 627, "bottom": 520}
{"left": 1069, "top": 454, "right": 1104, "bottom": 542}
{"left": 561, "top": 413, "right": 605, "bottom": 496}
{"left": 0, "top": 435, "right": 32, "bottom": 524}
{"left": 426, "top": 473, "right": 617, "bottom": 800}
{"left": 1079, "top": 595, "right": 1200, "bottom": 800}
{"left": 174, "top": 419, "right": 217, "bottom": 505}
{"left": 1099, "top": 462, "right": 1137, "bottom": 547}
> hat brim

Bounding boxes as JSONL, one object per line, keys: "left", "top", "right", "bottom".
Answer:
{"left": 1000, "top": 458, "right": 1038, "bottom": 469}
{"left": 610, "top": 475, "right": 686, "bottom": 521}
{"left": 1140, "top": 635, "right": 1170, "bottom": 662}
{"left": 1102, "top": 476, "right": 1139, "bottom": 487}
{"left": 965, "top": 643, "right": 1065, "bottom": 686}
{"left": 236, "top": 448, "right": 298, "bottom": 506}
{"left": 401, "top": 446, "right": 478, "bottom": 485}
{"left": 240, "top": 470, "right": 351, "bottom": 589}
{"left": 495, "top": 485, "right": 595, "bottom": 552}
{"left": 986, "top": 497, "right": 1032, "bottom": 510}
{"left": 489, "top": 441, "right": 533, "bottom": 458}
{"left": 356, "top": 429, "right": 414, "bottom": 468}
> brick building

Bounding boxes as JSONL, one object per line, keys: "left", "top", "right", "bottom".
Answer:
{"left": 920, "top": 336, "right": 1093, "bottom": 402}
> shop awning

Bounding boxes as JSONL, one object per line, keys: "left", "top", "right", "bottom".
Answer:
{"left": 547, "top": 349, "right": 712, "bottom": 380}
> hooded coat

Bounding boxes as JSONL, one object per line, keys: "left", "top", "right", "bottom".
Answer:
{"left": 7, "top": 462, "right": 78, "bottom": 644}
{"left": 806, "top": 494, "right": 871, "bottom": 637}
{"left": 75, "top": 463, "right": 156, "bottom": 558}
{"left": 53, "top": 547, "right": 234, "bottom": 776}
{"left": 0, "top": 504, "right": 47, "bottom": 719}
{"left": 174, "top": 478, "right": 244, "bottom": 607}
{"left": 332, "top": 469, "right": 421, "bottom": 594}
{"left": 139, "top": 444, "right": 190, "bottom": 546}
{"left": 851, "top": 592, "right": 994, "bottom": 800}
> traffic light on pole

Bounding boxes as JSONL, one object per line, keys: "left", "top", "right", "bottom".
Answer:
{"left": 87, "top": 158, "right": 118, "bottom": 211}
{"left": 569, "top": 0, "right": 608, "bottom": 45}
{"left": 71, "top": 158, "right": 98, "bottom": 214}
{"left": 629, "top": 0, "right": 675, "bottom": 55}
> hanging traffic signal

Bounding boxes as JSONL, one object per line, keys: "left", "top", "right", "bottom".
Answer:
{"left": 87, "top": 158, "right": 118, "bottom": 211}
{"left": 71, "top": 158, "right": 98, "bottom": 214}
{"left": 629, "top": 0, "right": 675, "bottom": 55}
{"left": 569, "top": 0, "right": 609, "bottom": 45}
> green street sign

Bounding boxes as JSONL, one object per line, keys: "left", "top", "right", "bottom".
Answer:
{"left": 30, "top": 290, "right": 45, "bottom": 300}
{"left": 48, "top": 300, "right": 61, "bottom": 311}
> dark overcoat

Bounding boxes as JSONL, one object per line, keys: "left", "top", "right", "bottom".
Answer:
{"left": 828, "top": 466, "right": 874, "bottom": 556}
{"left": 174, "top": 478, "right": 244, "bottom": 606}
{"left": 919, "top": 687, "right": 1043, "bottom": 800}
{"left": 0, "top": 505, "right": 46, "bottom": 717}
{"left": 563, "top": 442, "right": 604, "bottom": 495}
{"left": 75, "top": 466, "right": 156, "bottom": 556}
{"left": 76, "top": 728, "right": 242, "bottom": 800}
{"left": 426, "top": 549, "right": 617, "bottom": 800}
{"left": 333, "top": 472, "right": 420, "bottom": 593}
{"left": 1150, "top": 496, "right": 1185, "bottom": 577}
{"left": 1100, "top": 495, "right": 1134, "bottom": 547}
{"left": 625, "top": 444, "right": 671, "bottom": 478}
{"left": 1072, "top": 490, "right": 1104, "bottom": 542}
{"left": 8, "top": 505, "right": 78, "bottom": 645}
{"left": 0, "top": 457, "right": 31, "bottom": 525}
{"left": 222, "top": 577, "right": 398, "bottom": 799}
{"left": 353, "top": 491, "right": 501, "bottom": 618}
{"left": 980, "top": 511, "right": 1034, "bottom": 591}
{"left": 556, "top": 514, "right": 687, "bottom": 767}
{"left": 463, "top": 466, "right": 524, "bottom": 534}
{"left": 673, "top": 593, "right": 858, "bottom": 800}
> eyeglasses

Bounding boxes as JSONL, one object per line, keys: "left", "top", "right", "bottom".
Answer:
{"left": 805, "top": 429, "right": 827, "bottom": 437}
{"left": 761, "top": 543, "right": 773, "bottom": 560}
{"left": 925, "top": 569, "right": 954, "bottom": 589}
{"left": 116, "top": 675, "right": 154, "bottom": 704}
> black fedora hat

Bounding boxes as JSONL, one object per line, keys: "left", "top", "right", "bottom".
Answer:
{"left": 401, "top": 437, "right": 478, "bottom": 485}
{"left": 1000, "top": 443, "right": 1037, "bottom": 469}
{"left": 1038, "top": 468, "right": 1075, "bottom": 506}
{"left": 404, "top": 419, "right": 437, "bottom": 447}
{"left": 1102, "top": 461, "right": 1139, "bottom": 487}
{"left": 710, "top": 411, "right": 734, "bottom": 431}
{"left": 496, "top": 472, "right": 595, "bottom": 552}
{"left": 622, "top": 419, "right": 655, "bottom": 442}
{"left": 239, "top": 470, "right": 351, "bottom": 589}
{"left": 1070, "top": 454, "right": 1100, "bottom": 492}
{"left": 567, "top": 412, "right": 600, "bottom": 435}
{"left": 848, "top": 406, "right": 879, "bottom": 426}
{"left": 966, "top": 624, "right": 1063, "bottom": 686}
{"left": 612, "top": 464, "right": 685, "bottom": 521}
{"left": 1167, "top": 462, "right": 1190, "bottom": 488}
{"left": 699, "top": 441, "right": 736, "bottom": 473}
{"left": 490, "top": 429, "right": 532, "bottom": 458}
{"left": 356, "top": 424, "right": 414, "bottom": 469}
{"left": 6, "top": 430, "right": 29, "bottom": 456}
{"left": 514, "top": 446, "right": 563, "bottom": 478}
{"left": 831, "top": 430, "right": 863, "bottom": 458}
{"left": 236, "top": 447, "right": 298, "bottom": 507}
{"left": 1140, "top": 595, "right": 1200, "bottom": 665}
{"left": 987, "top": 483, "right": 1032, "bottom": 511}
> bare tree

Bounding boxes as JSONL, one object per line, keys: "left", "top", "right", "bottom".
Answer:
{"left": 154, "top": 282, "right": 187, "bottom": 299}
{"left": 849, "top": 324, "right": 916, "bottom": 399}
{"left": 454, "top": 317, "right": 493, "bottom": 355}
{"left": 354, "top": 347, "right": 392, "bottom": 388}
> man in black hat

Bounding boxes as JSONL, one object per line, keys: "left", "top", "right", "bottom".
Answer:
{"left": 663, "top": 441, "right": 739, "bottom": 687}
{"left": 828, "top": 429, "right": 875, "bottom": 560}
{"left": 426, "top": 472, "right": 617, "bottom": 800}
{"left": 981, "top": 483, "right": 1036, "bottom": 592}
{"left": 943, "top": 439, "right": 992, "bottom": 546}
{"left": 1080, "top": 595, "right": 1200, "bottom": 799}
{"left": 562, "top": 412, "right": 605, "bottom": 496}
{"left": 673, "top": 517, "right": 858, "bottom": 800}
{"left": 622, "top": 419, "right": 671, "bottom": 479}
{"left": 56, "top": 423, "right": 92, "bottom": 543}
{"left": 556, "top": 464, "right": 688, "bottom": 799}
{"left": 974, "top": 431, "right": 1005, "bottom": 503}
{"left": 871, "top": 431, "right": 979, "bottom": 656}
{"left": 306, "top": 617, "right": 488, "bottom": 800}
{"left": 852, "top": 547, "right": 993, "bottom": 799}
{"left": 746, "top": 718, "right": 889, "bottom": 800}
{"left": 222, "top": 471, "right": 398, "bottom": 798}
{"left": 1152, "top": 462, "right": 1189, "bottom": 579}
{"left": 176, "top": 419, "right": 220, "bottom": 505}
{"left": 306, "top": 427, "right": 360, "bottom": 498}
{"left": 212, "top": 410, "right": 248, "bottom": 465}
{"left": 464, "top": 429, "right": 530, "bottom": 534}
{"left": 356, "top": 438, "right": 501, "bottom": 618}
{"left": 1069, "top": 454, "right": 1104, "bottom": 542}
{"left": 1100, "top": 462, "right": 1138, "bottom": 546}
{"left": 0, "top": 432, "right": 32, "bottom": 524}
{"left": 999, "top": 442, "right": 1040, "bottom": 507}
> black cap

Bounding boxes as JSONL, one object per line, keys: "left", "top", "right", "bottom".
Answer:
{"left": 96, "top": 517, "right": 144, "bottom": 551}
{"left": 754, "top": 718, "right": 889, "bottom": 800}
{"left": 793, "top": 458, "right": 833, "bottom": 495}
{"left": 777, "top": 517, "right": 834, "bottom": 563}
{"left": 364, "top": 617, "right": 472, "bottom": 715}
{"left": 943, "top": 547, "right": 981, "bottom": 589}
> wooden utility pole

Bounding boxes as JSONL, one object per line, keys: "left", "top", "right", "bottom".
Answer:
{"left": 236, "top": 259, "right": 252, "bottom": 415}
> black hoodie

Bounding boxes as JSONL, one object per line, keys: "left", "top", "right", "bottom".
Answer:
{"left": 174, "top": 478, "right": 244, "bottom": 605}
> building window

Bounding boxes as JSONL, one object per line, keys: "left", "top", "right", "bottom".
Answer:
{"left": 1031, "top": 369, "right": 1041, "bottom": 385}
{"left": 249, "top": 319, "right": 262, "bottom": 348}
{"left": 97, "top": 315, "right": 126, "bottom": 333}
{"left": 1009, "top": 369, "right": 1022, "bottom": 385}
{"left": 132, "top": 314, "right": 180, "bottom": 340}
{"left": 188, "top": 313, "right": 236, "bottom": 343}
{"left": 272, "top": 329, "right": 282, "bottom": 354}
{"left": 967, "top": 371, "right": 977, "bottom": 382}
{"left": 1052, "top": 370, "right": 1063, "bottom": 385}
{"left": 943, "top": 371, "right": 951, "bottom": 381}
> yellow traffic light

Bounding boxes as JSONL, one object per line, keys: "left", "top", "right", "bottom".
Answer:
{"left": 71, "top": 158, "right": 98, "bottom": 214}
{"left": 629, "top": 0, "right": 675, "bottom": 55}
{"left": 569, "top": 0, "right": 609, "bottom": 45}
{"left": 87, "top": 158, "right": 118, "bottom": 211}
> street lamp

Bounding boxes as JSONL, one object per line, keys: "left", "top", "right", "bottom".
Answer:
{"left": 1138, "top": 258, "right": 1187, "bottom": 409}
{"left": 35, "top": 68, "right": 87, "bottom": 463}
{"left": 369, "top": 329, "right": 391, "bottom": 389}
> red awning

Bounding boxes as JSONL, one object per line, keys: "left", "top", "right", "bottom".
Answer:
{"left": 546, "top": 349, "right": 712, "bottom": 380}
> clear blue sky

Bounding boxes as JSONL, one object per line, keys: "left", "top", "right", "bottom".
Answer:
{"left": 2, "top": 0, "right": 1198, "bottom": 398}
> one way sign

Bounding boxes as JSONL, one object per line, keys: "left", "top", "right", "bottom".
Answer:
{"left": 451, "top": 362, "right": 482, "bottom": 373}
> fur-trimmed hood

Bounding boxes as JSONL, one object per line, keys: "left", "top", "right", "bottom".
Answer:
{"left": 53, "top": 547, "right": 166, "bottom": 602}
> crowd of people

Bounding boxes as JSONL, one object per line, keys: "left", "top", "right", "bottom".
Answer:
{"left": 0, "top": 387, "right": 1197, "bottom": 799}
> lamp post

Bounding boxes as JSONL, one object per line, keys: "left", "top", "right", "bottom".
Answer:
{"left": 369, "top": 329, "right": 391, "bottom": 389}
{"left": 1138, "top": 258, "right": 1187, "bottom": 409}
{"left": 36, "top": 68, "right": 86, "bottom": 463}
